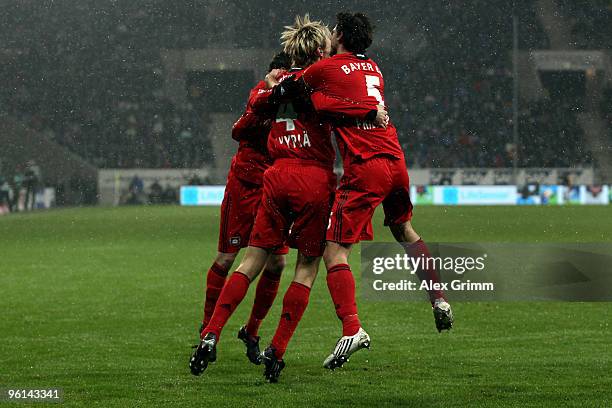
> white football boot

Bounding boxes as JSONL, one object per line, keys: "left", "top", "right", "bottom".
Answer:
{"left": 323, "top": 327, "right": 371, "bottom": 370}
{"left": 433, "top": 298, "right": 454, "bottom": 332}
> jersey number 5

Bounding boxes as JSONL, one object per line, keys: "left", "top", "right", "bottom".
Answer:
{"left": 365, "top": 75, "right": 384, "bottom": 106}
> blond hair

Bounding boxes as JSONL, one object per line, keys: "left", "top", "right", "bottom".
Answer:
{"left": 280, "top": 14, "right": 330, "bottom": 68}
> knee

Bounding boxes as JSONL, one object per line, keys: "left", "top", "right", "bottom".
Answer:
{"left": 323, "top": 253, "right": 336, "bottom": 270}
{"left": 264, "top": 255, "right": 286, "bottom": 276}
{"left": 215, "top": 252, "right": 238, "bottom": 271}
{"left": 390, "top": 221, "right": 420, "bottom": 244}
{"left": 323, "top": 244, "right": 336, "bottom": 268}
{"left": 323, "top": 250, "right": 346, "bottom": 270}
{"left": 293, "top": 274, "right": 316, "bottom": 288}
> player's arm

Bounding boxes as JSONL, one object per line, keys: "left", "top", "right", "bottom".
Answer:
{"left": 235, "top": 78, "right": 289, "bottom": 140}
{"left": 249, "top": 68, "right": 299, "bottom": 111}
{"left": 249, "top": 87, "right": 277, "bottom": 114}
{"left": 311, "top": 92, "right": 388, "bottom": 128}
{"left": 231, "top": 112, "right": 270, "bottom": 141}
{"left": 301, "top": 60, "right": 325, "bottom": 91}
{"left": 265, "top": 74, "right": 310, "bottom": 105}
{"left": 310, "top": 91, "right": 382, "bottom": 121}
{"left": 232, "top": 85, "right": 276, "bottom": 141}
{"left": 302, "top": 61, "right": 388, "bottom": 126}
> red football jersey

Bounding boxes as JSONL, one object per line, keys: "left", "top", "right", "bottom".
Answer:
{"left": 303, "top": 53, "right": 404, "bottom": 163}
{"left": 259, "top": 70, "right": 336, "bottom": 167}
{"left": 230, "top": 80, "right": 275, "bottom": 185}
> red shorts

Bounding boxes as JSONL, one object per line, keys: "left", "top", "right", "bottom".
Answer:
{"left": 249, "top": 159, "right": 336, "bottom": 257}
{"left": 327, "top": 156, "right": 413, "bottom": 244}
{"left": 218, "top": 171, "right": 288, "bottom": 255}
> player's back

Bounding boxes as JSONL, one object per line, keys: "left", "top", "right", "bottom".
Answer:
{"left": 303, "top": 53, "right": 403, "bottom": 163}
{"left": 267, "top": 69, "right": 335, "bottom": 168}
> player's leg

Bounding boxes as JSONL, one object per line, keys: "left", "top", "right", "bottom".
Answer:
{"left": 323, "top": 172, "right": 384, "bottom": 337}
{"left": 383, "top": 159, "right": 453, "bottom": 331}
{"left": 201, "top": 252, "right": 237, "bottom": 330}
{"left": 389, "top": 222, "right": 453, "bottom": 332}
{"left": 245, "top": 254, "right": 286, "bottom": 337}
{"left": 236, "top": 166, "right": 293, "bottom": 363}
{"left": 200, "top": 172, "right": 260, "bottom": 330}
{"left": 383, "top": 185, "right": 444, "bottom": 304}
{"left": 239, "top": 252, "right": 286, "bottom": 364}
{"left": 322, "top": 158, "right": 398, "bottom": 368}
{"left": 190, "top": 246, "right": 271, "bottom": 376}
{"left": 322, "top": 212, "right": 373, "bottom": 370}
{"left": 322, "top": 241, "right": 371, "bottom": 370}
{"left": 234, "top": 182, "right": 290, "bottom": 344}
{"left": 388, "top": 221, "right": 446, "bottom": 304}
{"left": 262, "top": 252, "right": 319, "bottom": 382}
{"left": 190, "top": 171, "right": 290, "bottom": 376}
{"left": 204, "top": 247, "right": 272, "bottom": 339}
{"left": 323, "top": 242, "right": 362, "bottom": 337}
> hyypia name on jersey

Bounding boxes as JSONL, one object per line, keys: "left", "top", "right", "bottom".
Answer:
{"left": 277, "top": 131, "right": 312, "bottom": 148}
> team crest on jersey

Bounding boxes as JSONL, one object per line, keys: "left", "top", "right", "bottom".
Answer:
{"left": 230, "top": 235, "right": 241, "bottom": 246}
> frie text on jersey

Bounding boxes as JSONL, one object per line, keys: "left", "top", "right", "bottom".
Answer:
{"left": 355, "top": 120, "right": 381, "bottom": 130}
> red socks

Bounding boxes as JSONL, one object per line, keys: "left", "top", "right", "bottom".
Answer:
{"left": 202, "top": 272, "right": 250, "bottom": 339}
{"left": 245, "top": 270, "right": 281, "bottom": 337}
{"left": 202, "top": 262, "right": 228, "bottom": 327}
{"left": 326, "top": 264, "right": 361, "bottom": 336}
{"left": 402, "top": 239, "right": 446, "bottom": 305}
{"left": 270, "top": 282, "right": 311, "bottom": 359}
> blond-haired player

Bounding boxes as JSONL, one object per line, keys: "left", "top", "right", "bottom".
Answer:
{"left": 190, "top": 15, "right": 385, "bottom": 382}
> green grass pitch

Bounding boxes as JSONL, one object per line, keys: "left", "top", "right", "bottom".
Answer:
{"left": 1, "top": 205, "right": 611, "bottom": 407}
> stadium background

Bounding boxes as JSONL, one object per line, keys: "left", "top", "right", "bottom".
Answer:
{"left": 1, "top": 0, "right": 611, "bottom": 207}
{"left": 1, "top": 1, "right": 611, "bottom": 407}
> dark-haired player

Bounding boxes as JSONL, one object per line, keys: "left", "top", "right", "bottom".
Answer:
{"left": 190, "top": 15, "right": 385, "bottom": 382}
{"left": 290, "top": 12, "right": 454, "bottom": 369}
{"left": 197, "top": 51, "right": 291, "bottom": 364}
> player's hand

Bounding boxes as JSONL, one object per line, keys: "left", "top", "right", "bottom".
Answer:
{"left": 265, "top": 69, "right": 285, "bottom": 89}
{"left": 269, "top": 75, "right": 302, "bottom": 104}
{"left": 279, "top": 75, "right": 299, "bottom": 95}
{"left": 375, "top": 104, "right": 389, "bottom": 128}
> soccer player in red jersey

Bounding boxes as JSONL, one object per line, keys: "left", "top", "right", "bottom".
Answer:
{"left": 297, "top": 12, "right": 454, "bottom": 369}
{"left": 198, "top": 52, "right": 291, "bottom": 364}
{"left": 190, "top": 15, "right": 384, "bottom": 382}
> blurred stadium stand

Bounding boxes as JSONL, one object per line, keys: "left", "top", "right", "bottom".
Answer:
{"left": 0, "top": 0, "right": 611, "bottom": 207}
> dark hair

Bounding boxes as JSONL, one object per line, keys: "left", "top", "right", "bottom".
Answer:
{"left": 268, "top": 51, "right": 292, "bottom": 71}
{"left": 335, "top": 12, "right": 374, "bottom": 53}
